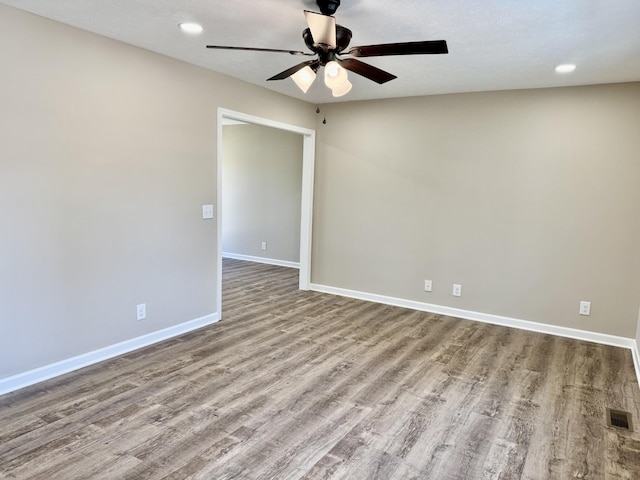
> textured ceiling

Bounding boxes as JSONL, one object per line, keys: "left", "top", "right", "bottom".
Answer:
{"left": 3, "top": 0, "right": 640, "bottom": 104}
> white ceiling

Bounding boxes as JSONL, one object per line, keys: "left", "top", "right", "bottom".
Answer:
{"left": 3, "top": 0, "right": 640, "bottom": 104}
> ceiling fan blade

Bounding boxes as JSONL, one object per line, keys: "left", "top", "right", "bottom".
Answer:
{"left": 206, "top": 45, "right": 314, "bottom": 56}
{"left": 345, "top": 40, "right": 448, "bottom": 57}
{"left": 267, "top": 60, "right": 320, "bottom": 81}
{"left": 338, "top": 58, "right": 397, "bottom": 84}
{"left": 304, "top": 10, "right": 336, "bottom": 48}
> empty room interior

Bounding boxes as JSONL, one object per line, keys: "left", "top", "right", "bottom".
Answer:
{"left": 1, "top": 1, "right": 640, "bottom": 478}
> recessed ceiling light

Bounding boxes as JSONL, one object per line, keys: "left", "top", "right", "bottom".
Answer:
{"left": 179, "top": 22, "right": 203, "bottom": 34}
{"left": 555, "top": 64, "right": 576, "bottom": 74}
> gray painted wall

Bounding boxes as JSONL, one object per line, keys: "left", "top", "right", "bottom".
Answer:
{"left": 312, "top": 84, "right": 640, "bottom": 338}
{"left": 222, "top": 124, "right": 303, "bottom": 263}
{"left": 2, "top": 2, "right": 639, "bottom": 385}
{"left": 0, "top": 4, "right": 314, "bottom": 379}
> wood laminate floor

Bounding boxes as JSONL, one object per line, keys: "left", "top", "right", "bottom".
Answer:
{"left": 1, "top": 259, "right": 640, "bottom": 479}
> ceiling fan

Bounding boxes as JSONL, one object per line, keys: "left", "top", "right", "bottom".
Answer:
{"left": 206, "top": 0, "right": 448, "bottom": 97}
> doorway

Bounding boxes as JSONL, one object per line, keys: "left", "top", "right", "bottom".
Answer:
{"left": 216, "top": 108, "right": 316, "bottom": 319}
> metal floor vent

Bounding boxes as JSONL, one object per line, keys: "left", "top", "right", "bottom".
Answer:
{"left": 606, "top": 408, "right": 633, "bottom": 432}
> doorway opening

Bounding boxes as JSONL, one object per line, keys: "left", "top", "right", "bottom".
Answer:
{"left": 216, "top": 108, "right": 316, "bottom": 320}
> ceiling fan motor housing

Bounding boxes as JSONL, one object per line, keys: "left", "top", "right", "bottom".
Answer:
{"left": 303, "top": 25, "right": 352, "bottom": 61}
{"left": 317, "top": 0, "right": 340, "bottom": 16}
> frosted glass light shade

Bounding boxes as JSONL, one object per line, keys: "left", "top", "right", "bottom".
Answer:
{"left": 331, "top": 79, "right": 352, "bottom": 97}
{"left": 324, "top": 61, "right": 343, "bottom": 88}
{"left": 291, "top": 66, "right": 317, "bottom": 93}
{"left": 324, "top": 61, "right": 351, "bottom": 97}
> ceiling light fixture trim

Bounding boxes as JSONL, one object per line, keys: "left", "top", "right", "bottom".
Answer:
{"left": 555, "top": 64, "right": 576, "bottom": 73}
{"left": 179, "top": 22, "right": 204, "bottom": 34}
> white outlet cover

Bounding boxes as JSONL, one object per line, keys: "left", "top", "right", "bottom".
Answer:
{"left": 579, "top": 301, "right": 591, "bottom": 316}
{"left": 202, "top": 205, "right": 214, "bottom": 219}
{"left": 424, "top": 280, "right": 432, "bottom": 292}
{"left": 453, "top": 284, "right": 462, "bottom": 297}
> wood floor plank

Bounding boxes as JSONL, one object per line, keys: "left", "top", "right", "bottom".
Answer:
{"left": 1, "top": 258, "right": 640, "bottom": 479}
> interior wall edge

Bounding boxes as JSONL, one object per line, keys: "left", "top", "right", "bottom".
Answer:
{"left": 636, "top": 306, "right": 640, "bottom": 383}
{"left": 633, "top": 342, "right": 640, "bottom": 391}
{"left": 0, "top": 312, "right": 219, "bottom": 397}
{"left": 310, "top": 282, "right": 640, "bottom": 387}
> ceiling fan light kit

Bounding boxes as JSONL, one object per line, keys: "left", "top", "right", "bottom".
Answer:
{"left": 324, "top": 61, "right": 352, "bottom": 97}
{"left": 329, "top": 78, "right": 353, "bottom": 97}
{"left": 325, "top": 61, "right": 341, "bottom": 79}
{"left": 206, "top": 0, "right": 448, "bottom": 98}
{"left": 291, "top": 66, "right": 317, "bottom": 93}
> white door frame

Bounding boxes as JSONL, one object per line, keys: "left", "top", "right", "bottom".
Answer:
{"left": 216, "top": 108, "right": 316, "bottom": 317}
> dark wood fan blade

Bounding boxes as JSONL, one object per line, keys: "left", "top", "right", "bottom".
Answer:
{"left": 338, "top": 58, "right": 397, "bottom": 84}
{"left": 206, "top": 45, "right": 314, "bottom": 56}
{"left": 345, "top": 40, "right": 448, "bottom": 57}
{"left": 267, "top": 60, "right": 320, "bottom": 81}
{"left": 304, "top": 10, "right": 337, "bottom": 48}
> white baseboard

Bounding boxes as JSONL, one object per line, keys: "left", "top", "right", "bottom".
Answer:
{"left": 310, "top": 283, "right": 640, "bottom": 384}
{"left": 4, "top": 287, "right": 639, "bottom": 396}
{"left": 0, "top": 312, "right": 220, "bottom": 397}
{"left": 633, "top": 340, "right": 640, "bottom": 387}
{"left": 222, "top": 252, "right": 300, "bottom": 269}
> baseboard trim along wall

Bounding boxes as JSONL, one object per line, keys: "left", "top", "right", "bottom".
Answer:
{"left": 222, "top": 252, "right": 300, "bottom": 269}
{"left": 3, "top": 286, "right": 639, "bottom": 396}
{"left": 310, "top": 283, "right": 640, "bottom": 386}
{"left": 634, "top": 339, "right": 640, "bottom": 387}
{"left": 0, "top": 313, "right": 220, "bottom": 396}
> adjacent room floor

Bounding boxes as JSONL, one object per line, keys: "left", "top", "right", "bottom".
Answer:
{"left": 1, "top": 259, "right": 639, "bottom": 479}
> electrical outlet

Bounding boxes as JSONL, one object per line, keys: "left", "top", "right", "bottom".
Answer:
{"left": 452, "top": 284, "right": 462, "bottom": 297}
{"left": 579, "top": 301, "right": 591, "bottom": 316}
{"left": 202, "top": 205, "right": 214, "bottom": 219}
{"left": 424, "top": 280, "right": 432, "bottom": 292}
{"left": 137, "top": 303, "right": 146, "bottom": 321}
{"left": 261, "top": 242, "right": 267, "bottom": 250}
